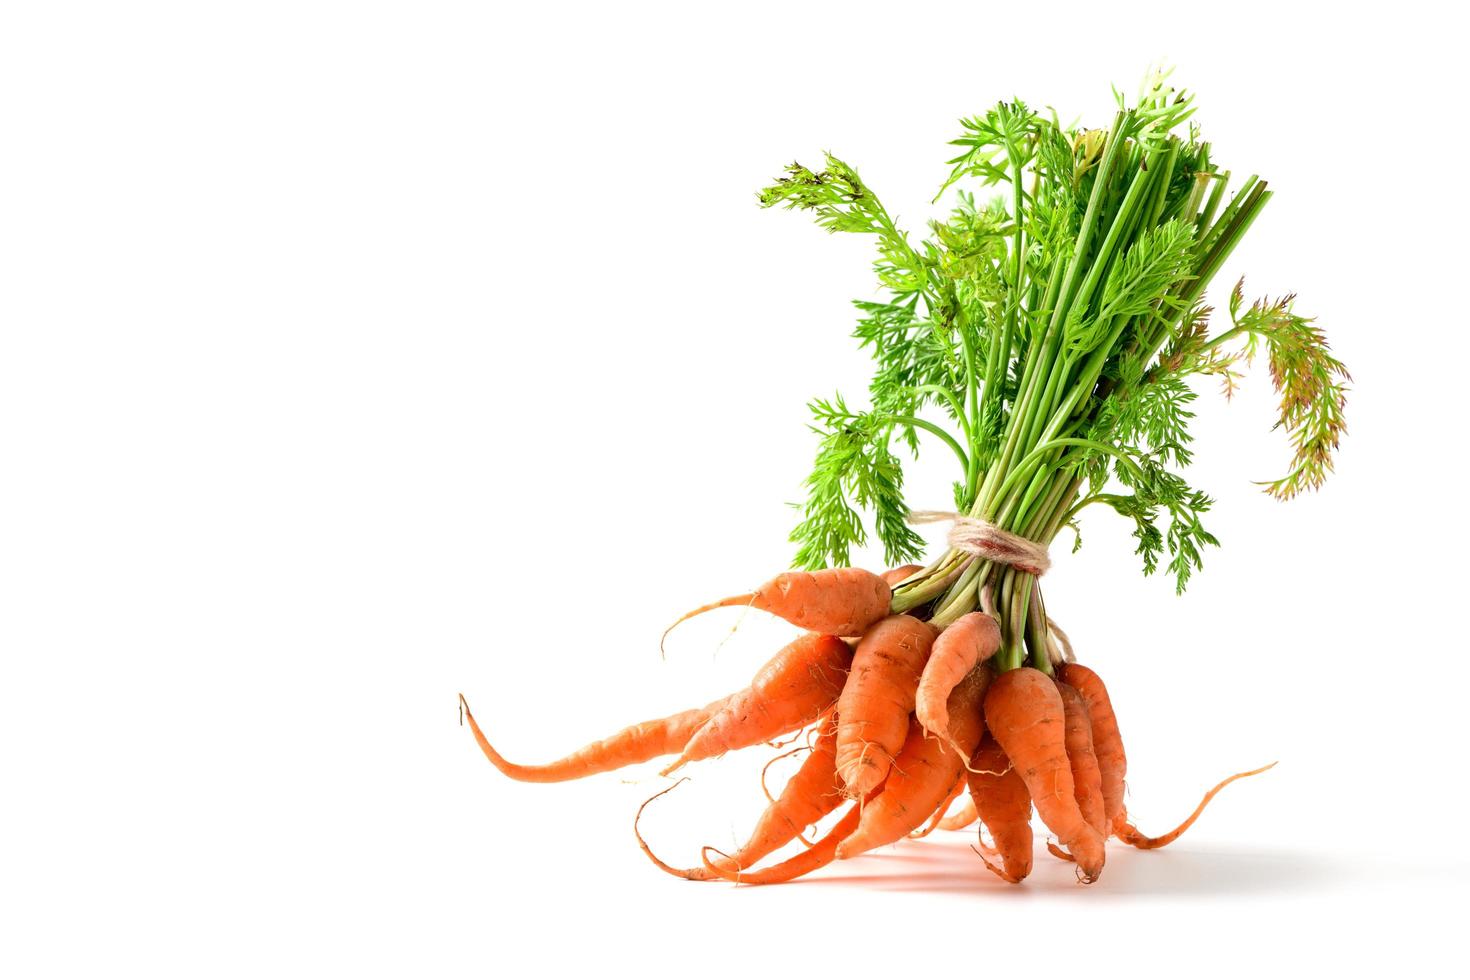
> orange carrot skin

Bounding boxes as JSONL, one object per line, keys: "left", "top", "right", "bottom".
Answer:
{"left": 911, "top": 776, "right": 968, "bottom": 840}
{"left": 702, "top": 803, "right": 862, "bottom": 885}
{"left": 834, "top": 614, "right": 937, "bottom": 797}
{"left": 681, "top": 568, "right": 892, "bottom": 637}
{"left": 916, "top": 612, "right": 1000, "bottom": 739}
{"left": 1058, "top": 663, "right": 1127, "bottom": 827}
{"left": 709, "top": 717, "right": 844, "bottom": 872}
{"left": 1057, "top": 680, "right": 1108, "bottom": 836}
{"left": 460, "top": 693, "right": 724, "bottom": 783}
{"left": 985, "top": 667, "right": 1106, "bottom": 881}
{"left": 881, "top": 564, "right": 925, "bottom": 587}
{"left": 966, "top": 734, "right": 1032, "bottom": 883}
{"left": 837, "top": 669, "right": 988, "bottom": 858}
{"left": 666, "top": 633, "right": 852, "bottom": 772}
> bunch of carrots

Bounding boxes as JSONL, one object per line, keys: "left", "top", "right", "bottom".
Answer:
{"left": 462, "top": 71, "right": 1345, "bottom": 887}
{"left": 462, "top": 565, "right": 1267, "bottom": 884}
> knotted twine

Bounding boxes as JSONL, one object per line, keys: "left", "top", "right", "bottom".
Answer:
{"left": 906, "top": 510, "right": 1052, "bottom": 577}
{"left": 906, "top": 510, "right": 1073, "bottom": 664}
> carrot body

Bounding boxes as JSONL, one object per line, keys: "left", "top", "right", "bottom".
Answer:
{"left": 916, "top": 612, "right": 1000, "bottom": 740}
{"left": 702, "top": 802, "right": 864, "bottom": 885}
{"left": 663, "top": 633, "right": 852, "bottom": 774}
{"left": 966, "top": 734, "right": 1032, "bottom": 883}
{"left": 667, "top": 567, "right": 891, "bottom": 639}
{"left": 881, "top": 564, "right": 925, "bottom": 587}
{"left": 707, "top": 717, "right": 844, "bottom": 872}
{"left": 1114, "top": 763, "right": 1277, "bottom": 849}
{"left": 1057, "top": 680, "right": 1108, "bottom": 836}
{"left": 460, "top": 693, "right": 723, "bottom": 783}
{"left": 1058, "top": 663, "right": 1126, "bottom": 827}
{"left": 837, "top": 668, "right": 988, "bottom": 858}
{"left": 985, "top": 668, "right": 1106, "bottom": 881}
{"left": 911, "top": 777, "right": 968, "bottom": 839}
{"left": 834, "top": 614, "right": 937, "bottom": 797}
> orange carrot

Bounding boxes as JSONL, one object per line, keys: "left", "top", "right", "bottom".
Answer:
{"left": 662, "top": 633, "right": 852, "bottom": 775}
{"left": 966, "top": 734, "right": 1032, "bottom": 883}
{"left": 837, "top": 668, "right": 988, "bottom": 859}
{"left": 881, "top": 564, "right": 925, "bottom": 587}
{"left": 459, "top": 693, "right": 725, "bottom": 783}
{"left": 701, "top": 801, "right": 865, "bottom": 885}
{"left": 834, "top": 614, "right": 937, "bottom": 797}
{"left": 1057, "top": 680, "right": 1107, "bottom": 836}
{"left": 1057, "top": 663, "right": 1126, "bottom": 827}
{"left": 916, "top": 612, "right": 1000, "bottom": 741}
{"left": 665, "top": 568, "right": 891, "bottom": 644}
{"left": 910, "top": 777, "right": 968, "bottom": 839}
{"left": 937, "top": 796, "right": 978, "bottom": 832}
{"left": 985, "top": 668, "right": 1106, "bottom": 882}
{"left": 1114, "top": 763, "right": 1277, "bottom": 849}
{"left": 707, "top": 716, "right": 844, "bottom": 873}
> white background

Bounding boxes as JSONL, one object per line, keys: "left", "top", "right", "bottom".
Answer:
{"left": 3, "top": 2, "right": 1465, "bottom": 977}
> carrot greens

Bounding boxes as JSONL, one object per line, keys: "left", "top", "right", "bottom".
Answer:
{"left": 767, "top": 71, "right": 1347, "bottom": 669}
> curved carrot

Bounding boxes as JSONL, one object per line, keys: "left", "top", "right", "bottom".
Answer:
{"left": 1058, "top": 663, "right": 1126, "bottom": 827}
{"left": 985, "top": 668, "right": 1106, "bottom": 882}
{"left": 1057, "top": 680, "right": 1107, "bottom": 835}
{"left": 1114, "top": 763, "right": 1277, "bottom": 849}
{"left": 664, "top": 568, "right": 891, "bottom": 647}
{"left": 459, "top": 693, "right": 724, "bottom": 783}
{"left": 701, "top": 801, "right": 864, "bottom": 885}
{"left": 838, "top": 669, "right": 988, "bottom": 859}
{"left": 834, "top": 615, "right": 937, "bottom": 797}
{"left": 910, "top": 777, "right": 967, "bottom": 839}
{"left": 707, "top": 716, "right": 844, "bottom": 872}
{"left": 966, "top": 734, "right": 1032, "bottom": 883}
{"left": 937, "top": 796, "right": 978, "bottom": 832}
{"left": 916, "top": 612, "right": 1000, "bottom": 741}
{"left": 663, "top": 633, "right": 852, "bottom": 775}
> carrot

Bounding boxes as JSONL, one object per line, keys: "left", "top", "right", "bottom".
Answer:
{"left": 1057, "top": 663, "right": 1126, "bottom": 828}
{"left": 910, "top": 777, "right": 968, "bottom": 839}
{"left": 834, "top": 614, "right": 937, "bottom": 797}
{"left": 701, "top": 800, "right": 866, "bottom": 885}
{"left": 662, "top": 633, "right": 852, "bottom": 775}
{"left": 1114, "top": 763, "right": 1278, "bottom": 849}
{"left": 706, "top": 716, "right": 844, "bottom": 873}
{"left": 916, "top": 611, "right": 1000, "bottom": 741}
{"left": 965, "top": 734, "right": 1032, "bottom": 883}
{"left": 1057, "top": 680, "right": 1107, "bottom": 836}
{"left": 837, "top": 668, "right": 988, "bottom": 859}
{"left": 882, "top": 564, "right": 925, "bottom": 587}
{"left": 937, "top": 796, "right": 978, "bottom": 832}
{"left": 664, "top": 568, "right": 891, "bottom": 645}
{"left": 459, "top": 692, "right": 725, "bottom": 783}
{"left": 984, "top": 667, "right": 1106, "bottom": 882}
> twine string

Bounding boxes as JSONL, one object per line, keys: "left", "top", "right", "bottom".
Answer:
{"left": 906, "top": 510, "right": 1052, "bottom": 577}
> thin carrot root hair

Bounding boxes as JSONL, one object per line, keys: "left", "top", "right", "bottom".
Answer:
{"left": 660, "top": 594, "right": 755, "bottom": 656}
{"left": 1115, "top": 762, "right": 1278, "bottom": 850}
{"left": 633, "top": 779, "right": 714, "bottom": 881}
{"left": 760, "top": 744, "right": 813, "bottom": 803}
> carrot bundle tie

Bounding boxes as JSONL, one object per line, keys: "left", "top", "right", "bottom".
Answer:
{"left": 907, "top": 511, "right": 1052, "bottom": 577}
